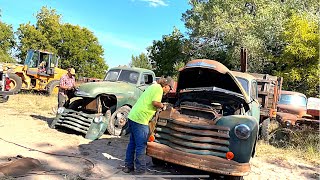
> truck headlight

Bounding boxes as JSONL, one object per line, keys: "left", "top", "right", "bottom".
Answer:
{"left": 285, "top": 121, "right": 291, "bottom": 128}
{"left": 57, "top": 107, "right": 65, "bottom": 114}
{"left": 234, "top": 124, "right": 251, "bottom": 139}
{"left": 94, "top": 116, "right": 103, "bottom": 123}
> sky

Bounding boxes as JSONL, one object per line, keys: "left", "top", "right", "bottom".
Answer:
{"left": 0, "top": 0, "right": 191, "bottom": 68}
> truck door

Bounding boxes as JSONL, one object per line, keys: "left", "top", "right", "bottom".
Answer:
{"left": 138, "top": 73, "right": 154, "bottom": 93}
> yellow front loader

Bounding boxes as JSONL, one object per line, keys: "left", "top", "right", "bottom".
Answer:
{"left": 2, "top": 49, "right": 67, "bottom": 95}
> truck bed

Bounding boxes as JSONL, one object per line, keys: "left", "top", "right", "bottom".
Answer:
{"left": 249, "top": 73, "right": 283, "bottom": 120}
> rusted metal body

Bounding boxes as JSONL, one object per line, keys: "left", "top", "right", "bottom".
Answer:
{"left": 147, "top": 142, "right": 250, "bottom": 176}
{"left": 147, "top": 59, "right": 259, "bottom": 178}
{"left": 51, "top": 66, "right": 156, "bottom": 140}
{"left": 277, "top": 91, "right": 320, "bottom": 128}
{"left": 248, "top": 73, "right": 282, "bottom": 121}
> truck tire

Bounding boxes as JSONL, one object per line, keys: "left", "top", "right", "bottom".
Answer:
{"left": 107, "top": 105, "right": 131, "bottom": 136}
{"left": 47, "top": 80, "right": 60, "bottom": 95}
{"left": 8, "top": 73, "right": 22, "bottom": 93}
{"left": 261, "top": 118, "right": 270, "bottom": 142}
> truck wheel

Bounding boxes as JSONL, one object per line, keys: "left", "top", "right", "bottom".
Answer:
{"left": 261, "top": 118, "right": 270, "bottom": 142}
{"left": 107, "top": 105, "right": 131, "bottom": 136}
{"left": 47, "top": 80, "right": 60, "bottom": 95}
{"left": 8, "top": 73, "right": 22, "bottom": 93}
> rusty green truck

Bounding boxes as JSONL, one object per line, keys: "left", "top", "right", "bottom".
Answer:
{"left": 50, "top": 66, "right": 156, "bottom": 140}
{"left": 147, "top": 59, "right": 260, "bottom": 179}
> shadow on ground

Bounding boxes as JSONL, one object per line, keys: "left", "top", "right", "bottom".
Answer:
{"left": 30, "top": 115, "right": 54, "bottom": 126}
{"left": 78, "top": 136, "right": 232, "bottom": 180}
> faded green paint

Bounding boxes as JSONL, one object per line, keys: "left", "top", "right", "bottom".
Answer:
{"left": 75, "top": 81, "right": 142, "bottom": 108}
{"left": 216, "top": 115, "right": 258, "bottom": 163}
{"left": 147, "top": 59, "right": 261, "bottom": 176}
{"left": 51, "top": 66, "right": 156, "bottom": 140}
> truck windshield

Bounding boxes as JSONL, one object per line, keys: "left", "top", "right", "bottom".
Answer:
{"left": 104, "top": 69, "right": 139, "bottom": 84}
{"left": 279, "top": 94, "right": 307, "bottom": 107}
{"left": 24, "top": 50, "right": 38, "bottom": 68}
{"left": 236, "top": 77, "right": 249, "bottom": 95}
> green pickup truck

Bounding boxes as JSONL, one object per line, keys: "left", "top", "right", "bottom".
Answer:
{"left": 50, "top": 66, "right": 156, "bottom": 140}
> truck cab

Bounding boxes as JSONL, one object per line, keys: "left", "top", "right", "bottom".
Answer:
{"left": 231, "top": 71, "right": 260, "bottom": 120}
{"left": 50, "top": 66, "right": 156, "bottom": 140}
{"left": 232, "top": 71, "right": 282, "bottom": 141}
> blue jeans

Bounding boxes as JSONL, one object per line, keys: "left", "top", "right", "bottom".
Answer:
{"left": 125, "top": 119, "right": 149, "bottom": 171}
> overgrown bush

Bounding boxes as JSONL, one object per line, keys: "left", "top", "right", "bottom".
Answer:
{"left": 270, "top": 125, "right": 320, "bottom": 162}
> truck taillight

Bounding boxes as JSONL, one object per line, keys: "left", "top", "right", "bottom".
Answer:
{"left": 5, "top": 77, "right": 11, "bottom": 91}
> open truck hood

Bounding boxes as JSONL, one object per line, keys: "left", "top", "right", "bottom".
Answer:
{"left": 177, "top": 59, "right": 250, "bottom": 104}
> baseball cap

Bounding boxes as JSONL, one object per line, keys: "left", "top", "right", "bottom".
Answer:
{"left": 68, "top": 68, "right": 76, "bottom": 75}
{"left": 158, "top": 76, "right": 173, "bottom": 89}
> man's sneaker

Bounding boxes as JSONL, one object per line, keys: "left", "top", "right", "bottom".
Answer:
{"left": 122, "top": 166, "right": 134, "bottom": 173}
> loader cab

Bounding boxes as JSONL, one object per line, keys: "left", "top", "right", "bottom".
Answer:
{"left": 24, "top": 49, "right": 59, "bottom": 76}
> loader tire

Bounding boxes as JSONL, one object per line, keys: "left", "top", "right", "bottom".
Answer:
{"left": 47, "top": 80, "right": 60, "bottom": 95}
{"left": 8, "top": 73, "right": 22, "bottom": 93}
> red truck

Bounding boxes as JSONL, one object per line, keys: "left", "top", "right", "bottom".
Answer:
{"left": 277, "top": 90, "right": 320, "bottom": 128}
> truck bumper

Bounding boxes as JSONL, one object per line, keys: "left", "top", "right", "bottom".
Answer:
{"left": 147, "top": 142, "right": 250, "bottom": 176}
{"left": 50, "top": 108, "right": 111, "bottom": 140}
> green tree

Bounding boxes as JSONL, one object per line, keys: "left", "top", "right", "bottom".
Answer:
{"left": 182, "top": 0, "right": 318, "bottom": 73}
{"left": 147, "top": 28, "right": 191, "bottom": 77}
{"left": 129, "top": 53, "right": 152, "bottom": 69}
{"left": 0, "top": 12, "right": 15, "bottom": 62}
{"left": 58, "top": 24, "right": 108, "bottom": 78}
{"left": 36, "top": 7, "right": 62, "bottom": 50}
{"left": 274, "top": 13, "right": 319, "bottom": 97}
{"left": 16, "top": 23, "right": 52, "bottom": 61}
{"left": 16, "top": 6, "right": 108, "bottom": 78}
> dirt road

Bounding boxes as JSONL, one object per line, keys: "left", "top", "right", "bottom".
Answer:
{"left": 0, "top": 95, "right": 319, "bottom": 179}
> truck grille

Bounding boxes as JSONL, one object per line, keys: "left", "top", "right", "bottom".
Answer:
{"left": 155, "top": 118, "right": 230, "bottom": 158}
{"left": 55, "top": 110, "right": 94, "bottom": 134}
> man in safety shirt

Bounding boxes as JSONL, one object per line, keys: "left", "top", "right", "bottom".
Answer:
{"left": 122, "top": 77, "right": 173, "bottom": 174}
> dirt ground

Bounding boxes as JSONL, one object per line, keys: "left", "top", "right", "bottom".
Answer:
{"left": 0, "top": 95, "right": 319, "bottom": 180}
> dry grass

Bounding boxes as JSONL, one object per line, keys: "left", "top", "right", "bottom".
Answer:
{"left": 3, "top": 93, "right": 57, "bottom": 114}
{"left": 257, "top": 124, "right": 320, "bottom": 166}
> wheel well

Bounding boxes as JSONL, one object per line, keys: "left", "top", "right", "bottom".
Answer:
{"left": 100, "top": 94, "right": 117, "bottom": 114}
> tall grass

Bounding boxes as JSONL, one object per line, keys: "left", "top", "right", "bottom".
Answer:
{"left": 258, "top": 124, "right": 320, "bottom": 165}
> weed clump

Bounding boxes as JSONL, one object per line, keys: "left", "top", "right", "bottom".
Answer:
{"left": 270, "top": 125, "right": 320, "bottom": 163}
